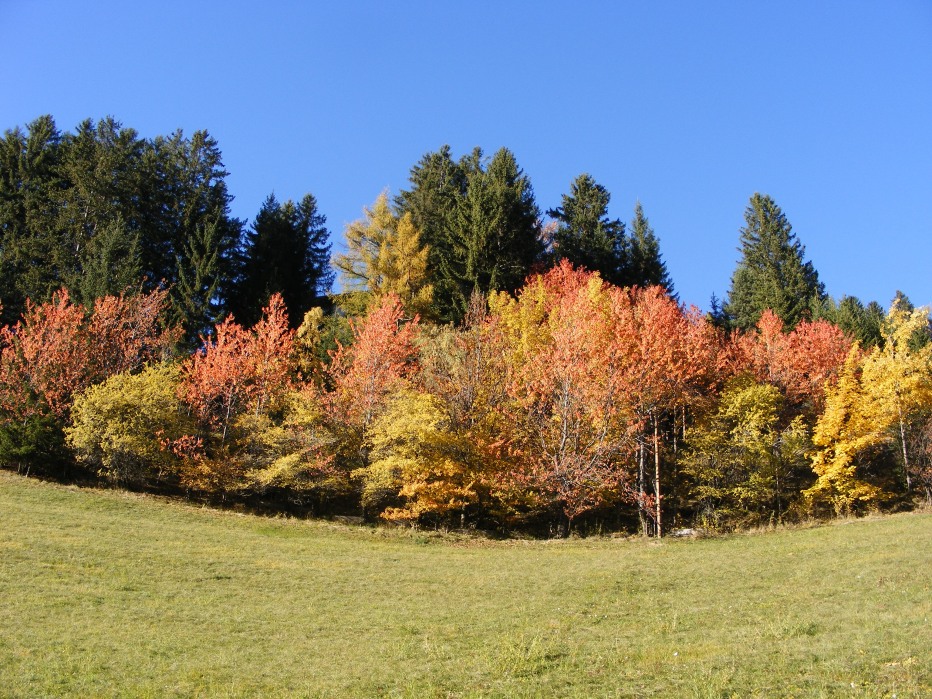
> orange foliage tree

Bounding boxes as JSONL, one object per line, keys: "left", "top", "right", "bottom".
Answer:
{"left": 491, "top": 263, "right": 642, "bottom": 529}
{"left": 320, "top": 294, "right": 420, "bottom": 480}
{"left": 180, "top": 293, "right": 294, "bottom": 446}
{"left": 624, "top": 286, "right": 718, "bottom": 536}
{"left": 733, "top": 309, "right": 853, "bottom": 415}
{"left": 0, "top": 288, "right": 174, "bottom": 471}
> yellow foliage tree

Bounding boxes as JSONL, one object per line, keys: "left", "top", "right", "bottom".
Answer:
{"left": 239, "top": 387, "right": 339, "bottom": 495}
{"left": 805, "top": 347, "right": 889, "bottom": 514}
{"left": 67, "top": 363, "right": 195, "bottom": 485}
{"left": 861, "top": 300, "right": 932, "bottom": 490}
{"left": 333, "top": 192, "right": 434, "bottom": 319}
{"left": 682, "top": 376, "right": 810, "bottom": 528}
{"left": 805, "top": 300, "right": 932, "bottom": 513}
{"left": 354, "top": 391, "right": 478, "bottom": 523}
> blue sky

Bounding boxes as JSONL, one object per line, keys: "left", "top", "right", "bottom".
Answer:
{"left": 2, "top": 1, "right": 931, "bottom": 310}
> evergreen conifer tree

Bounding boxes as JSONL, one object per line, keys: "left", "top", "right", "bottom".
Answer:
{"left": 448, "top": 148, "right": 542, "bottom": 317}
{"left": 397, "top": 146, "right": 542, "bottom": 322}
{"left": 547, "top": 174, "right": 626, "bottom": 286}
{"left": 232, "top": 193, "right": 333, "bottom": 328}
{"left": 627, "top": 201, "right": 673, "bottom": 293}
{"left": 724, "top": 193, "right": 824, "bottom": 330}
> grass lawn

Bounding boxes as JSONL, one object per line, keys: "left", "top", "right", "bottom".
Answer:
{"left": 0, "top": 470, "right": 929, "bottom": 698}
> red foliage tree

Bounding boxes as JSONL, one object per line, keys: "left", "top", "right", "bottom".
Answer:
{"left": 86, "top": 286, "right": 178, "bottom": 380}
{"left": 490, "top": 263, "right": 641, "bottom": 527}
{"left": 323, "top": 294, "right": 419, "bottom": 438}
{"left": 0, "top": 290, "right": 89, "bottom": 422}
{"left": 527, "top": 278, "right": 641, "bottom": 526}
{"left": 0, "top": 288, "right": 175, "bottom": 424}
{"left": 180, "top": 293, "right": 295, "bottom": 445}
{"left": 733, "top": 309, "right": 853, "bottom": 414}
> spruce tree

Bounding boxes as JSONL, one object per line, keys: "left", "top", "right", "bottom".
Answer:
{"left": 57, "top": 117, "right": 147, "bottom": 304}
{"left": 0, "top": 117, "right": 67, "bottom": 323}
{"left": 724, "top": 193, "right": 824, "bottom": 330}
{"left": 397, "top": 146, "right": 542, "bottom": 322}
{"left": 232, "top": 193, "right": 333, "bottom": 327}
{"left": 448, "top": 147, "right": 542, "bottom": 317}
{"left": 547, "top": 174, "right": 626, "bottom": 286}
{"left": 395, "top": 146, "right": 467, "bottom": 321}
{"left": 147, "top": 129, "right": 243, "bottom": 340}
{"left": 626, "top": 201, "right": 673, "bottom": 293}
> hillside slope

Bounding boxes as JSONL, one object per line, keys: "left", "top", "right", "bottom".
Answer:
{"left": 0, "top": 471, "right": 929, "bottom": 697}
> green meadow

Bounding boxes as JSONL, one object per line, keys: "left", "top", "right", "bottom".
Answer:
{"left": 0, "top": 470, "right": 929, "bottom": 698}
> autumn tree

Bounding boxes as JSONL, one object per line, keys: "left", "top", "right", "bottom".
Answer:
{"left": 318, "top": 294, "right": 420, "bottom": 490}
{"left": 333, "top": 193, "right": 434, "bottom": 319}
{"left": 490, "top": 263, "right": 641, "bottom": 530}
{"left": 180, "top": 294, "right": 294, "bottom": 448}
{"left": 805, "top": 300, "right": 932, "bottom": 511}
{"left": 804, "top": 347, "right": 892, "bottom": 514}
{"left": 0, "top": 288, "right": 174, "bottom": 472}
{"left": 354, "top": 391, "right": 479, "bottom": 523}
{"left": 682, "top": 377, "right": 811, "bottom": 528}
{"left": 624, "top": 285, "right": 698, "bottom": 536}
{"left": 67, "top": 363, "right": 195, "bottom": 485}
{"left": 734, "top": 309, "right": 853, "bottom": 417}
{"left": 861, "top": 300, "right": 932, "bottom": 491}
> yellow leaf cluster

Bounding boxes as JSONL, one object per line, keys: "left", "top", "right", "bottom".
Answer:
{"left": 332, "top": 192, "right": 434, "bottom": 319}
{"left": 354, "top": 391, "right": 478, "bottom": 522}
{"left": 805, "top": 300, "right": 932, "bottom": 513}
{"left": 67, "top": 363, "right": 193, "bottom": 484}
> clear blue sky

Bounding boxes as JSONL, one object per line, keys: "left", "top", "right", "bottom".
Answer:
{"left": 2, "top": 1, "right": 931, "bottom": 310}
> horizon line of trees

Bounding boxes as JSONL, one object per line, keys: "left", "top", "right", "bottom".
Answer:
{"left": 1, "top": 114, "right": 929, "bottom": 535}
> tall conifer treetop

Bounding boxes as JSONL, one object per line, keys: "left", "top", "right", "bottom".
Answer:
{"left": 547, "top": 173, "right": 626, "bottom": 287}
{"left": 627, "top": 201, "right": 673, "bottom": 294}
{"left": 724, "top": 193, "right": 824, "bottom": 331}
{"left": 396, "top": 146, "right": 542, "bottom": 322}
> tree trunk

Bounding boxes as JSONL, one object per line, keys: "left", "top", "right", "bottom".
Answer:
{"left": 896, "top": 399, "right": 912, "bottom": 491}
{"left": 654, "top": 415, "right": 662, "bottom": 538}
{"left": 638, "top": 439, "right": 647, "bottom": 536}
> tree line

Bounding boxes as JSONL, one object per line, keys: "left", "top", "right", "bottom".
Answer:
{"left": 1, "top": 115, "right": 928, "bottom": 535}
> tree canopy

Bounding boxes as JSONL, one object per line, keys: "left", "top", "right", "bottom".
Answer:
{"left": 725, "top": 193, "right": 824, "bottom": 330}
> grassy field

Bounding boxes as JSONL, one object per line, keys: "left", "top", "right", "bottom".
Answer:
{"left": 0, "top": 471, "right": 929, "bottom": 698}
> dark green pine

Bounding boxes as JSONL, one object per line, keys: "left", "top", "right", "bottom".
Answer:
{"left": 724, "top": 193, "right": 825, "bottom": 330}
{"left": 231, "top": 193, "right": 333, "bottom": 328}
{"left": 626, "top": 201, "right": 674, "bottom": 294}
{"left": 547, "top": 173, "right": 626, "bottom": 287}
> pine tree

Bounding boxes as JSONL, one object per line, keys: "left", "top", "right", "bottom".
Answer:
{"left": 146, "top": 129, "right": 243, "bottom": 339}
{"left": 56, "top": 117, "right": 147, "bottom": 304}
{"left": 395, "top": 146, "right": 467, "bottom": 321}
{"left": 813, "top": 295, "right": 885, "bottom": 348}
{"left": 232, "top": 193, "right": 332, "bottom": 327}
{"left": 0, "top": 116, "right": 67, "bottom": 323}
{"left": 724, "top": 193, "right": 824, "bottom": 330}
{"left": 397, "top": 146, "right": 542, "bottom": 323}
{"left": 448, "top": 148, "right": 542, "bottom": 317}
{"left": 547, "top": 174, "right": 626, "bottom": 286}
{"left": 627, "top": 201, "right": 673, "bottom": 293}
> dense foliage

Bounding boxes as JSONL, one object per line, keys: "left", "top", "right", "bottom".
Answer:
{"left": 2, "top": 114, "right": 930, "bottom": 534}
